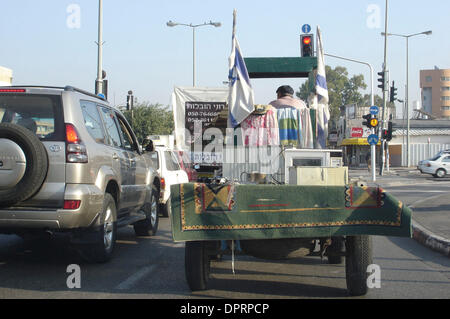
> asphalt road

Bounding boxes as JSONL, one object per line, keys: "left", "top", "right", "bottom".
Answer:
{"left": 0, "top": 177, "right": 449, "bottom": 299}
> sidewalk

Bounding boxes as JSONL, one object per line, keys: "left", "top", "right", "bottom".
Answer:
{"left": 349, "top": 167, "right": 450, "bottom": 257}
{"left": 410, "top": 195, "right": 450, "bottom": 257}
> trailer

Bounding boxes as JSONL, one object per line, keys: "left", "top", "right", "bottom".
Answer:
{"left": 169, "top": 39, "right": 412, "bottom": 297}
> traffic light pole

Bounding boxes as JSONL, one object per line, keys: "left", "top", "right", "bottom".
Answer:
{"left": 380, "top": 0, "right": 389, "bottom": 176}
{"left": 325, "top": 53, "right": 376, "bottom": 182}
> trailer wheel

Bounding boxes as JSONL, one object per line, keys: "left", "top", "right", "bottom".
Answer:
{"left": 345, "top": 235, "right": 373, "bottom": 296}
{"left": 327, "top": 237, "right": 345, "bottom": 264}
{"left": 185, "top": 241, "right": 210, "bottom": 291}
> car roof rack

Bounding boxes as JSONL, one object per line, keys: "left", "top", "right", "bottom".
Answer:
{"left": 64, "top": 86, "right": 107, "bottom": 101}
{"left": 4, "top": 85, "right": 107, "bottom": 102}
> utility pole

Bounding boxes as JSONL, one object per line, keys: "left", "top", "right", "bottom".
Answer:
{"left": 380, "top": 0, "right": 389, "bottom": 176}
{"left": 167, "top": 20, "right": 221, "bottom": 87}
{"left": 324, "top": 53, "right": 376, "bottom": 182}
{"left": 95, "top": 0, "right": 104, "bottom": 95}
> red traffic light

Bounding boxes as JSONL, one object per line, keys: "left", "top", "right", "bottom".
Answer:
{"left": 300, "top": 34, "right": 314, "bottom": 57}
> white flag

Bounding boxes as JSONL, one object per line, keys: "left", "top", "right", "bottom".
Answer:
{"left": 228, "top": 10, "right": 255, "bottom": 128}
{"left": 316, "top": 26, "right": 329, "bottom": 104}
{"left": 315, "top": 26, "right": 330, "bottom": 149}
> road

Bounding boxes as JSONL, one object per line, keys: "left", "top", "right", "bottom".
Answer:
{"left": 0, "top": 176, "right": 449, "bottom": 299}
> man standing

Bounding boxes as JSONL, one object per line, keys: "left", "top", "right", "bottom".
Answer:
{"left": 269, "top": 85, "right": 312, "bottom": 148}
{"left": 269, "top": 85, "right": 307, "bottom": 109}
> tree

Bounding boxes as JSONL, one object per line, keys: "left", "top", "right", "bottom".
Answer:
{"left": 297, "top": 66, "right": 367, "bottom": 129}
{"left": 122, "top": 102, "right": 174, "bottom": 143}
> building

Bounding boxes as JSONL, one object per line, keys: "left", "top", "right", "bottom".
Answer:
{"left": 390, "top": 120, "right": 450, "bottom": 166}
{"left": 420, "top": 68, "right": 450, "bottom": 119}
{"left": 337, "top": 104, "right": 394, "bottom": 167}
{"left": 0, "top": 66, "right": 13, "bottom": 86}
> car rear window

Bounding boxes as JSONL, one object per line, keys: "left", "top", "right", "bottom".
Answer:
{"left": 0, "top": 94, "right": 64, "bottom": 141}
{"left": 165, "top": 151, "right": 181, "bottom": 171}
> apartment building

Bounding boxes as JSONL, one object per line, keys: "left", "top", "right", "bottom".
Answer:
{"left": 0, "top": 66, "right": 13, "bottom": 86}
{"left": 420, "top": 68, "right": 450, "bottom": 119}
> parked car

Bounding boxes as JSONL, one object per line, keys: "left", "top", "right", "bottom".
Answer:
{"left": 146, "top": 146, "right": 189, "bottom": 217}
{"left": 0, "top": 86, "right": 161, "bottom": 263}
{"left": 175, "top": 150, "right": 198, "bottom": 182}
{"left": 418, "top": 153, "right": 450, "bottom": 178}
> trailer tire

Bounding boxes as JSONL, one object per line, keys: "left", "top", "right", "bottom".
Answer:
{"left": 185, "top": 241, "right": 210, "bottom": 291}
{"left": 327, "top": 237, "right": 345, "bottom": 264}
{"left": 345, "top": 235, "right": 372, "bottom": 296}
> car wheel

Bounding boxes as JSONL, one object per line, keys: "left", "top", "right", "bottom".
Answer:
{"left": 134, "top": 190, "right": 159, "bottom": 236}
{"left": 0, "top": 123, "right": 49, "bottom": 207}
{"left": 436, "top": 169, "right": 446, "bottom": 178}
{"left": 79, "top": 193, "right": 117, "bottom": 263}
{"left": 159, "top": 198, "right": 171, "bottom": 218}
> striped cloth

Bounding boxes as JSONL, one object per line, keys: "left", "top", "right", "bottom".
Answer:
{"left": 240, "top": 106, "right": 279, "bottom": 146}
{"left": 277, "top": 107, "right": 301, "bottom": 146}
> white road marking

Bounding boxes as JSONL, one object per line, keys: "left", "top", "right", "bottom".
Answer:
{"left": 115, "top": 265, "right": 157, "bottom": 290}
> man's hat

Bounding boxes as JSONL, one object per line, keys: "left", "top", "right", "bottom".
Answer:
{"left": 276, "top": 85, "right": 294, "bottom": 96}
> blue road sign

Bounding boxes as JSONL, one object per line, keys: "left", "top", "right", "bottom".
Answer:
{"left": 302, "top": 24, "right": 312, "bottom": 34}
{"left": 370, "top": 105, "right": 379, "bottom": 115}
{"left": 368, "top": 134, "right": 379, "bottom": 146}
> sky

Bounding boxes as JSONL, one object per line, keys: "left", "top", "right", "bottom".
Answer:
{"left": 1, "top": 0, "right": 449, "bottom": 118}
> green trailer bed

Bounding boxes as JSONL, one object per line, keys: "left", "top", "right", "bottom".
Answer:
{"left": 170, "top": 183, "right": 412, "bottom": 242}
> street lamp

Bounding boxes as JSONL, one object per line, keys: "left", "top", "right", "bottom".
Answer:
{"left": 381, "top": 30, "right": 432, "bottom": 167}
{"left": 167, "top": 20, "right": 222, "bottom": 87}
{"left": 324, "top": 53, "right": 377, "bottom": 182}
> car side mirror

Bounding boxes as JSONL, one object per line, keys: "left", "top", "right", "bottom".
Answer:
{"left": 144, "top": 140, "right": 155, "bottom": 153}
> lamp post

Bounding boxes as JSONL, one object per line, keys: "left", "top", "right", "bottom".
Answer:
{"left": 324, "top": 53, "right": 377, "bottom": 182}
{"left": 381, "top": 30, "right": 432, "bottom": 167}
{"left": 167, "top": 20, "right": 221, "bottom": 87}
{"left": 95, "top": 0, "right": 104, "bottom": 96}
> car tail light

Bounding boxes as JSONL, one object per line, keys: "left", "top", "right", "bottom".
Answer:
{"left": 65, "top": 123, "right": 88, "bottom": 163}
{"left": 426, "top": 163, "right": 431, "bottom": 167}
{"left": 64, "top": 200, "right": 81, "bottom": 210}
{"left": 0, "top": 89, "right": 26, "bottom": 93}
{"left": 161, "top": 178, "right": 166, "bottom": 190}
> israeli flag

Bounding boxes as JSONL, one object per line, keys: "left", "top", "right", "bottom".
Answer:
{"left": 315, "top": 26, "right": 330, "bottom": 149}
{"left": 316, "top": 26, "right": 329, "bottom": 104}
{"left": 228, "top": 10, "right": 255, "bottom": 128}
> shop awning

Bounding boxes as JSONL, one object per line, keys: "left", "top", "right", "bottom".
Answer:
{"left": 340, "top": 138, "right": 381, "bottom": 146}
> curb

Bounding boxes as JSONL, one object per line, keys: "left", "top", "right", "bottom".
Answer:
{"left": 412, "top": 221, "right": 450, "bottom": 258}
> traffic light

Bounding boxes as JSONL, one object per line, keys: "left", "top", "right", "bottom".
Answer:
{"left": 362, "top": 114, "right": 379, "bottom": 129}
{"left": 300, "top": 34, "right": 314, "bottom": 57}
{"left": 383, "top": 121, "right": 393, "bottom": 141}
{"left": 126, "top": 90, "right": 134, "bottom": 111}
{"left": 390, "top": 81, "right": 398, "bottom": 103}
{"left": 378, "top": 71, "right": 386, "bottom": 91}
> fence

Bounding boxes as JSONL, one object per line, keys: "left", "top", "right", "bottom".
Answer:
{"left": 402, "top": 143, "right": 450, "bottom": 166}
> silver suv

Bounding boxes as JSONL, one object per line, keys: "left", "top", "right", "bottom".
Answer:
{"left": 0, "top": 86, "right": 161, "bottom": 262}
